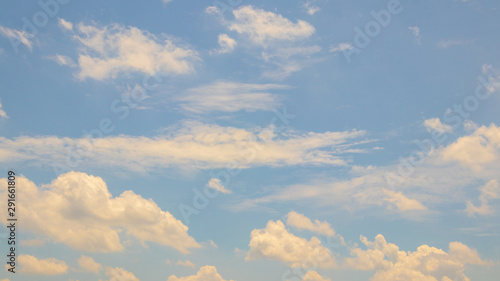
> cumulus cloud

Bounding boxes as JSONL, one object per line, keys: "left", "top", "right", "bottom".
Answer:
{"left": 18, "top": 255, "right": 68, "bottom": 275}
{"left": 167, "top": 265, "right": 233, "bottom": 281}
{"left": 78, "top": 255, "right": 102, "bottom": 273}
{"left": 208, "top": 178, "right": 232, "bottom": 194}
{"left": 424, "top": 118, "right": 453, "bottom": 134}
{"left": 301, "top": 271, "right": 331, "bottom": 281}
{"left": 214, "top": 33, "right": 237, "bottom": 54}
{"left": 58, "top": 18, "right": 73, "bottom": 31}
{"left": 441, "top": 124, "right": 500, "bottom": 171}
{"left": 285, "top": 211, "right": 336, "bottom": 236}
{"left": 246, "top": 220, "right": 337, "bottom": 268}
{"left": 206, "top": 5, "right": 317, "bottom": 79}
{"left": 104, "top": 267, "right": 140, "bottom": 281}
{"left": 0, "top": 121, "right": 368, "bottom": 172}
{"left": 465, "top": 179, "right": 499, "bottom": 216}
{"left": 176, "top": 81, "right": 287, "bottom": 113}
{"left": 344, "top": 234, "right": 490, "bottom": 281}
{"left": 0, "top": 172, "right": 200, "bottom": 253}
{"left": 57, "top": 19, "right": 198, "bottom": 80}
{"left": 225, "top": 6, "right": 315, "bottom": 47}
{"left": 0, "top": 100, "right": 8, "bottom": 119}
{"left": 0, "top": 25, "right": 33, "bottom": 50}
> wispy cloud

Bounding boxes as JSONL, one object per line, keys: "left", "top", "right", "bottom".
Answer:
{"left": 437, "top": 39, "right": 464, "bottom": 48}
{"left": 0, "top": 100, "right": 8, "bottom": 119}
{"left": 0, "top": 121, "right": 368, "bottom": 172}
{"left": 176, "top": 81, "right": 287, "bottom": 113}
{"left": 0, "top": 25, "right": 33, "bottom": 51}
{"left": 329, "top": 43, "right": 353, "bottom": 53}
{"left": 408, "top": 26, "right": 422, "bottom": 44}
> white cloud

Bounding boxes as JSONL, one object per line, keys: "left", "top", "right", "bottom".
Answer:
{"left": 383, "top": 189, "right": 427, "bottom": 211}
{"left": 466, "top": 179, "right": 499, "bottom": 216}
{"left": 208, "top": 178, "right": 232, "bottom": 194}
{"left": 301, "top": 271, "right": 331, "bottom": 281}
{"left": 0, "top": 172, "right": 200, "bottom": 253}
{"left": 177, "top": 81, "right": 287, "bottom": 113}
{"left": 345, "top": 234, "right": 490, "bottom": 281}
{"left": 207, "top": 6, "right": 318, "bottom": 79}
{"left": 329, "top": 43, "right": 353, "bottom": 53}
{"left": 285, "top": 211, "right": 336, "bottom": 236}
{"left": 59, "top": 20, "right": 199, "bottom": 80}
{"left": 58, "top": 18, "right": 73, "bottom": 31}
{"left": 0, "top": 100, "right": 8, "bottom": 119}
{"left": 226, "top": 6, "right": 315, "bottom": 47}
{"left": 463, "top": 120, "right": 479, "bottom": 132}
{"left": 437, "top": 40, "right": 464, "bottom": 48}
{"left": 47, "top": 54, "right": 76, "bottom": 67}
{"left": 0, "top": 25, "right": 33, "bottom": 50}
{"left": 246, "top": 220, "right": 337, "bottom": 268}
{"left": 234, "top": 166, "right": 429, "bottom": 215}
{"left": 441, "top": 124, "right": 500, "bottom": 171}
{"left": 104, "top": 267, "right": 140, "bottom": 281}
{"left": 78, "top": 255, "right": 102, "bottom": 273}
{"left": 303, "top": 1, "right": 320, "bottom": 15}
{"left": 0, "top": 121, "right": 367, "bottom": 172}
{"left": 408, "top": 26, "right": 422, "bottom": 44}
{"left": 214, "top": 33, "right": 237, "bottom": 54}
{"left": 18, "top": 255, "right": 68, "bottom": 275}
{"left": 20, "top": 238, "right": 45, "bottom": 247}
{"left": 167, "top": 266, "right": 234, "bottom": 281}
{"left": 423, "top": 118, "right": 452, "bottom": 133}
{"left": 176, "top": 260, "right": 196, "bottom": 268}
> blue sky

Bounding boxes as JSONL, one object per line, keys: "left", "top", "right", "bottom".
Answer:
{"left": 0, "top": 0, "right": 500, "bottom": 280}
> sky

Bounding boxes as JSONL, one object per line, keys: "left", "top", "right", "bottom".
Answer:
{"left": 0, "top": 0, "right": 500, "bottom": 280}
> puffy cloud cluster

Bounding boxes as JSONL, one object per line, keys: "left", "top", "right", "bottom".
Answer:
{"left": 442, "top": 124, "right": 500, "bottom": 171}
{"left": 56, "top": 19, "right": 199, "bottom": 80}
{"left": 218, "top": 6, "right": 315, "bottom": 47}
{"left": 167, "top": 266, "right": 233, "bottom": 281}
{"left": 18, "top": 255, "right": 68, "bottom": 275}
{"left": 246, "top": 220, "right": 337, "bottom": 268}
{"left": 465, "top": 179, "right": 499, "bottom": 216}
{"left": 285, "top": 211, "right": 336, "bottom": 236}
{"left": 78, "top": 255, "right": 102, "bottom": 273}
{"left": 103, "top": 267, "right": 140, "bottom": 281}
{"left": 345, "top": 234, "right": 490, "bottom": 281}
{"left": 0, "top": 172, "right": 200, "bottom": 253}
